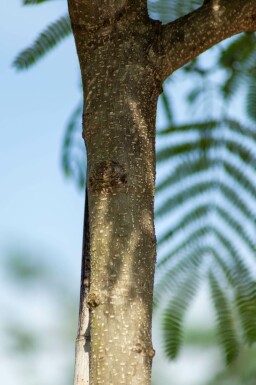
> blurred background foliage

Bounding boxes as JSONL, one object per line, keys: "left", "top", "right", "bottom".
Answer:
{"left": 7, "top": 0, "right": 256, "bottom": 384}
{"left": 2, "top": 247, "right": 77, "bottom": 385}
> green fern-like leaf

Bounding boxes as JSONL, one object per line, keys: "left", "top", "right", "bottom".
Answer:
{"left": 23, "top": 0, "right": 56, "bottom": 4}
{"left": 156, "top": 155, "right": 211, "bottom": 194}
{"left": 219, "top": 33, "right": 256, "bottom": 99}
{"left": 157, "top": 204, "right": 211, "bottom": 247}
{"left": 246, "top": 77, "right": 256, "bottom": 122}
{"left": 211, "top": 228, "right": 252, "bottom": 286}
{"left": 158, "top": 201, "right": 256, "bottom": 261}
{"left": 159, "top": 87, "right": 173, "bottom": 123}
{"left": 162, "top": 271, "right": 200, "bottom": 359}
{"left": 154, "top": 110, "right": 256, "bottom": 360}
{"left": 209, "top": 271, "right": 240, "bottom": 364}
{"left": 236, "top": 280, "right": 256, "bottom": 344}
{"left": 13, "top": 14, "right": 71, "bottom": 69}
{"left": 157, "top": 180, "right": 256, "bottom": 235}
{"left": 157, "top": 225, "right": 209, "bottom": 269}
{"left": 216, "top": 206, "right": 256, "bottom": 256}
{"left": 158, "top": 120, "right": 219, "bottom": 136}
{"left": 157, "top": 119, "right": 256, "bottom": 145}
{"left": 158, "top": 222, "right": 250, "bottom": 282}
{"left": 157, "top": 135, "right": 256, "bottom": 169}
{"left": 154, "top": 244, "right": 204, "bottom": 308}
{"left": 220, "top": 33, "right": 256, "bottom": 69}
{"left": 62, "top": 102, "right": 85, "bottom": 189}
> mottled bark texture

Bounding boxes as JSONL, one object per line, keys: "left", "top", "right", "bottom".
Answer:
{"left": 68, "top": 1, "right": 256, "bottom": 384}
{"left": 157, "top": 0, "right": 256, "bottom": 80}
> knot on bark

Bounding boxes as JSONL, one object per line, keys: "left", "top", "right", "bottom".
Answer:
{"left": 147, "top": 348, "right": 155, "bottom": 358}
{"left": 133, "top": 342, "right": 143, "bottom": 353}
{"left": 89, "top": 161, "right": 127, "bottom": 193}
{"left": 132, "top": 342, "right": 155, "bottom": 358}
{"left": 86, "top": 292, "right": 101, "bottom": 308}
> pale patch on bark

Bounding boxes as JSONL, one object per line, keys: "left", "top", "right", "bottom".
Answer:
{"left": 73, "top": 310, "right": 90, "bottom": 385}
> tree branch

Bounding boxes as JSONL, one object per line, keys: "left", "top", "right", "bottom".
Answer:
{"left": 156, "top": 0, "right": 256, "bottom": 82}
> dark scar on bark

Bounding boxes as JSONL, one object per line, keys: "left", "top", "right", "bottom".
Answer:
{"left": 89, "top": 161, "right": 128, "bottom": 193}
{"left": 86, "top": 292, "right": 101, "bottom": 308}
{"left": 133, "top": 343, "right": 143, "bottom": 353}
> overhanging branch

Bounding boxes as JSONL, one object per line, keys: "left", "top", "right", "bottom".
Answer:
{"left": 155, "top": 0, "right": 256, "bottom": 82}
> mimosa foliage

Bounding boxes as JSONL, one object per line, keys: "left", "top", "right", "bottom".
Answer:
{"left": 13, "top": 15, "right": 71, "bottom": 69}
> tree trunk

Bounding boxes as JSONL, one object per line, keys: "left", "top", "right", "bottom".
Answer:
{"left": 68, "top": 3, "right": 160, "bottom": 384}
{"left": 68, "top": 1, "right": 256, "bottom": 384}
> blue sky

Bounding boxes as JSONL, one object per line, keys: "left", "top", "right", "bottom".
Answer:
{"left": 0, "top": 0, "right": 84, "bottom": 275}
{"left": 1, "top": 2, "right": 85, "bottom": 383}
